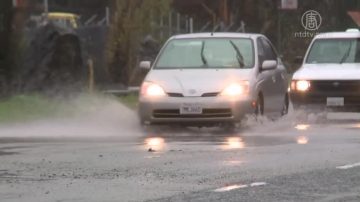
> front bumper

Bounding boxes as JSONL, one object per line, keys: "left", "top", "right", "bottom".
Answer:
{"left": 290, "top": 91, "right": 360, "bottom": 112}
{"left": 138, "top": 95, "right": 254, "bottom": 125}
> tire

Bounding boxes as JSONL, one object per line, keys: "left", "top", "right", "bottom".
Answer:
{"left": 255, "top": 94, "right": 264, "bottom": 116}
{"left": 281, "top": 94, "right": 289, "bottom": 116}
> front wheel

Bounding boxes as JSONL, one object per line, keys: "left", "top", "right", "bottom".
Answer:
{"left": 255, "top": 95, "right": 264, "bottom": 116}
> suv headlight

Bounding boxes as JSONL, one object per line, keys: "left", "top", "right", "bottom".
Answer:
{"left": 140, "top": 82, "right": 166, "bottom": 97}
{"left": 221, "top": 81, "right": 249, "bottom": 97}
{"left": 291, "top": 80, "right": 311, "bottom": 92}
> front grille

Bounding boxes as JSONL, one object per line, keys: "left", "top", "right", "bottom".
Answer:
{"left": 153, "top": 108, "right": 232, "bottom": 118}
{"left": 310, "top": 80, "right": 360, "bottom": 94}
{"left": 166, "top": 92, "right": 220, "bottom": 97}
{"left": 167, "top": 93, "right": 184, "bottom": 97}
{"left": 344, "top": 96, "right": 360, "bottom": 105}
{"left": 291, "top": 94, "right": 360, "bottom": 107}
{"left": 201, "top": 92, "right": 219, "bottom": 97}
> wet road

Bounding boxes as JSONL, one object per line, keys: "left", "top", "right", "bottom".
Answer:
{"left": 1, "top": 105, "right": 360, "bottom": 201}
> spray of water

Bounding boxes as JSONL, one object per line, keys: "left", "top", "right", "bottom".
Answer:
{"left": 241, "top": 106, "right": 328, "bottom": 134}
{"left": 0, "top": 94, "right": 142, "bottom": 140}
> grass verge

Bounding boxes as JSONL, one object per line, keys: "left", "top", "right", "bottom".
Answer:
{"left": 117, "top": 94, "right": 138, "bottom": 110}
{"left": 0, "top": 95, "right": 65, "bottom": 123}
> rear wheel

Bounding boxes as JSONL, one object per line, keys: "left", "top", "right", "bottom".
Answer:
{"left": 281, "top": 94, "right": 289, "bottom": 116}
{"left": 255, "top": 94, "right": 264, "bottom": 116}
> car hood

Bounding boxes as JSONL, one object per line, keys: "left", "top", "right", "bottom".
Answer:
{"left": 145, "top": 69, "right": 252, "bottom": 96}
{"left": 293, "top": 63, "right": 360, "bottom": 80}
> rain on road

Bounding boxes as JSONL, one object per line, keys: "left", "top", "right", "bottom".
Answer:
{"left": 0, "top": 98, "right": 360, "bottom": 202}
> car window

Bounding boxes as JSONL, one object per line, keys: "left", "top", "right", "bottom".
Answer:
{"left": 257, "top": 38, "right": 265, "bottom": 60}
{"left": 155, "top": 38, "right": 255, "bottom": 69}
{"left": 261, "top": 38, "right": 277, "bottom": 61}
{"left": 306, "top": 38, "right": 360, "bottom": 64}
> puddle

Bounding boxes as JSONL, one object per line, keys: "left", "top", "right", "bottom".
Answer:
{"left": 141, "top": 132, "right": 295, "bottom": 151}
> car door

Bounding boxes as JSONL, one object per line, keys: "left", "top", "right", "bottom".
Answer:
{"left": 256, "top": 37, "right": 276, "bottom": 114}
{"left": 261, "top": 38, "right": 287, "bottom": 112}
{"left": 256, "top": 37, "right": 279, "bottom": 114}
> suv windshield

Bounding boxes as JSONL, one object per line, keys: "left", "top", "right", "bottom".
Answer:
{"left": 306, "top": 38, "right": 360, "bottom": 64}
{"left": 155, "top": 38, "right": 254, "bottom": 69}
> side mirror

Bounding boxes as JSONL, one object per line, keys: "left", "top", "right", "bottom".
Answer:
{"left": 293, "top": 56, "right": 304, "bottom": 64}
{"left": 261, "top": 60, "right": 277, "bottom": 71}
{"left": 139, "top": 61, "right": 151, "bottom": 70}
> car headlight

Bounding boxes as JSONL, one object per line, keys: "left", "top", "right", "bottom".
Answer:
{"left": 140, "top": 82, "right": 166, "bottom": 97}
{"left": 221, "top": 81, "right": 249, "bottom": 97}
{"left": 291, "top": 80, "right": 311, "bottom": 92}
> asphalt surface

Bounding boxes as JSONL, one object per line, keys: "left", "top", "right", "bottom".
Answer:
{"left": 0, "top": 100, "right": 360, "bottom": 202}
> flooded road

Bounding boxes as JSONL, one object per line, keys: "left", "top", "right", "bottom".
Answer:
{"left": 1, "top": 100, "right": 360, "bottom": 201}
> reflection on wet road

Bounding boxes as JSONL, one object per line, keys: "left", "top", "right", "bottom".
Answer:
{"left": 295, "top": 124, "right": 310, "bottom": 131}
{"left": 144, "top": 137, "right": 166, "bottom": 152}
{"left": 296, "top": 136, "right": 309, "bottom": 144}
{"left": 140, "top": 117, "right": 360, "bottom": 153}
{"left": 222, "top": 137, "right": 245, "bottom": 150}
{"left": 141, "top": 124, "right": 310, "bottom": 152}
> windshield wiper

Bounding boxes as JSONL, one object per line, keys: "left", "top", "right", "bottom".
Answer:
{"left": 229, "top": 40, "right": 245, "bottom": 68}
{"left": 200, "top": 41, "right": 208, "bottom": 66}
{"left": 339, "top": 41, "right": 353, "bottom": 64}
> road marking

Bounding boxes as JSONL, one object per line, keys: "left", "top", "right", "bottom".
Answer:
{"left": 214, "top": 184, "right": 248, "bottom": 192}
{"left": 336, "top": 162, "right": 360, "bottom": 170}
{"left": 250, "top": 182, "right": 267, "bottom": 187}
{"left": 213, "top": 182, "right": 267, "bottom": 192}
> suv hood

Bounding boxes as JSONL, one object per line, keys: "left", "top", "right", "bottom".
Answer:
{"left": 293, "top": 63, "right": 360, "bottom": 80}
{"left": 144, "top": 69, "right": 252, "bottom": 97}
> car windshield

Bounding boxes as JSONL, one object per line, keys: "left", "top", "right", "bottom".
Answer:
{"left": 306, "top": 38, "right": 360, "bottom": 64}
{"left": 155, "top": 38, "right": 254, "bottom": 69}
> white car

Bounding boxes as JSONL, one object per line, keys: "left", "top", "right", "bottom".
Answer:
{"left": 290, "top": 29, "right": 360, "bottom": 111}
{"left": 138, "top": 33, "right": 289, "bottom": 126}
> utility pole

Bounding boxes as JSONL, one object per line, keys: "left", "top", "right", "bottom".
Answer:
{"left": 168, "top": 11, "right": 172, "bottom": 36}
{"left": 44, "top": 0, "right": 49, "bottom": 13}
{"left": 176, "top": 13, "right": 180, "bottom": 33}
{"left": 220, "top": 0, "right": 229, "bottom": 25}
{"left": 189, "top": 18, "right": 193, "bottom": 33}
{"left": 106, "top": 7, "right": 110, "bottom": 26}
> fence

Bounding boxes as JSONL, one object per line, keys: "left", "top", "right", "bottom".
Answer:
{"left": 152, "top": 11, "right": 247, "bottom": 41}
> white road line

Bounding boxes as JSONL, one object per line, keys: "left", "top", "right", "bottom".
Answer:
{"left": 213, "top": 182, "right": 266, "bottom": 192}
{"left": 250, "top": 182, "right": 267, "bottom": 187}
{"left": 336, "top": 162, "right": 360, "bottom": 170}
{"left": 214, "top": 184, "right": 248, "bottom": 192}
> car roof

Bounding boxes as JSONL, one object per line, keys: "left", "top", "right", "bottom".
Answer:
{"left": 170, "top": 32, "right": 263, "bottom": 40}
{"left": 314, "top": 31, "right": 360, "bottom": 39}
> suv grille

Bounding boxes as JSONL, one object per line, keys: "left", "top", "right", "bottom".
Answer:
{"left": 167, "top": 92, "right": 220, "bottom": 97}
{"left": 311, "top": 80, "right": 360, "bottom": 94}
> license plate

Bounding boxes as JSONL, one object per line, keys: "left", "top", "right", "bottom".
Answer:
{"left": 326, "top": 97, "right": 344, "bottom": 106}
{"left": 180, "top": 103, "right": 203, "bottom": 114}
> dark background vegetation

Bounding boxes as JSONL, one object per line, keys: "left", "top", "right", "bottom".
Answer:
{"left": 0, "top": 0, "right": 359, "bottom": 97}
